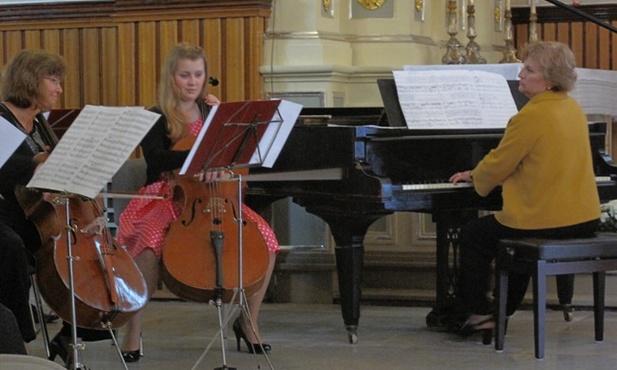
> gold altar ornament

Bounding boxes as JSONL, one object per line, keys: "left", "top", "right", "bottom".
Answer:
{"left": 322, "top": 0, "right": 331, "bottom": 12}
{"left": 357, "top": 0, "right": 386, "bottom": 10}
{"left": 415, "top": 0, "right": 423, "bottom": 12}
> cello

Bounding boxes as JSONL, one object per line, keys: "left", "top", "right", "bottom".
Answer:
{"left": 15, "top": 113, "right": 148, "bottom": 329}
{"left": 161, "top": 137, "right": 270, "bottom": 303}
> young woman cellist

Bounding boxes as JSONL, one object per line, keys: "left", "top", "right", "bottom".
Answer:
{"left": 117, "top": 42, "right": 279, "bottom": 362}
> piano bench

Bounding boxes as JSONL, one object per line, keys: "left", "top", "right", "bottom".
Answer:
{"left": 494, "top": 233, "right": 617, "bottom": 359}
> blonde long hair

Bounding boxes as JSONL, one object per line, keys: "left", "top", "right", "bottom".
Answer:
{"left": 158, "top": 43, "right": 209, "bottom": 143}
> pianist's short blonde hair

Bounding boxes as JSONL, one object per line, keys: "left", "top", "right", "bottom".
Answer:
{"left": 520, "top": 41, "right": 577, "bottom": 93}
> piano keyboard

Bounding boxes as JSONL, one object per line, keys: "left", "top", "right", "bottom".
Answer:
{"left": 402, "top": 176, "right": 613, "bottom": 191}
{"left": 402, "top": 182, "right": 473, "bottom": 191}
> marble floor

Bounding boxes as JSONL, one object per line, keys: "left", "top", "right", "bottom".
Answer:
{"left": 23, "top": 300, "right": 617, "bottom": 370}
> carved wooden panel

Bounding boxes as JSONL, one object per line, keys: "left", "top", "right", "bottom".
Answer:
{"left": 0, "top": 0, "right": 272, "bottom": 108}
{"left": 512, "top": 5, "right": 617, "bottom": 70}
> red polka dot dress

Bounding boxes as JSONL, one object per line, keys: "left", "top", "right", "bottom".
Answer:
{"left": 117, "top": 118, "right": 279, "bottom": 259}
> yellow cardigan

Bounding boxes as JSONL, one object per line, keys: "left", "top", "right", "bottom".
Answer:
{"left": 472, "top": 90, "right": 600, "bottom": 230}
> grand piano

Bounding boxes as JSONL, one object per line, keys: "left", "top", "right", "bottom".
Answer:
{"left": 245, "top": 104, "right": 617, "bottom": 344}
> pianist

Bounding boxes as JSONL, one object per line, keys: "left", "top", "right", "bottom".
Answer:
{"left": 449, "top": 41, "right": 601, "bottom": 341}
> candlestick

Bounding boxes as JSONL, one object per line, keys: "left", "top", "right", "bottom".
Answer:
{"left": 465, "top": 1, "right": 486, "bottom": 64}
{"left": 500, "top": 4, "right": 521, "bottom": 63}
{"left": 442, "top": 0, "right": 467, "bottom": 64}
{"left": 529, "top": 0, "right": 538, "bottom": 42}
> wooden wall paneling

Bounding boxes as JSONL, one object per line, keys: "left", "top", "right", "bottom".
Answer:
{"left": 159, "top": 20, "right": 179, "bottom": 58}
{"left": 137, "top": 22, "right": 158, "bottom": 107}
{"left": 61, "top": 28, "right": 82, "bottom": 108}
{"left": 571, "top": 23, "right": 584, "bottom": 68}
{"left": 515, "top": 24, "right": 528, "bottom": 51}
{"left": 117, "top": 22, "right": 138, "bottom": 107}
{"left": 0, "top": 32, "right": 4, "bottom": 66}
{"left": 612, "top": 21, "right": 617, "bottom": 71}
{"left": 598, "top": 26, "right": 611, "bottom": 70}
{"left": 203, "top": 18, "right": 223, "bottom": 100}
{"left": 42, "top": 30, "right": 61, "bottom": 57}
{"left": 246, "top": 17, "right": 265, "bottom": 100}
{"left": 585, "top": 23, "right": 599, "bottom": 69}
{"left": 179, "top": 19, "right": 200, "bottom": 46}
{"left": 0, "top": 1, "right": 272, "bottom": 109}
{"left": 23, "top": 30, "right": 42, "bottom": 49}
{"left": 5, "top": 31, "right": 24, "bottom": 63}
{"left": 222, "top": 18, "right": 246, "bottom": 102}
{"left": 556, "top": 23, "right": 570, "bottom": 45}
{"left": 101, "top": 27, "right": 118, "bottom": 106}
{"left": 81, "top": 28, "right": 101, "bottom": 105}
{"left": 542, "top": 22, "right": 557, "bottom": 42}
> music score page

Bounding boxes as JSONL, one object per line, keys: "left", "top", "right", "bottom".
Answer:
{"left": 27, "top": 105, "right": 160, "bottom": 199}
{"left": 0, "top": 116, "right": 26, "bottom": 170}
{"left": 393, "top": 70, "right": 518, "bottom": 129}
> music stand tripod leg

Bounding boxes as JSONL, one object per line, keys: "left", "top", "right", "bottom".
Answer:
{"left": 104, "top": 321, "right": 129, "bottom": 370}
{"left": 62, "top": 197, "right": 87, "bottom": 370}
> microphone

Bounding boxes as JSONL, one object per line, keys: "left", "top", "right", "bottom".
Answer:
{"left": 208, "top": 76, "right": 219, "bottom": 86}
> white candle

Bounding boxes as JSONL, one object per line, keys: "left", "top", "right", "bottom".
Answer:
{"left": 506, "top": 0, "right": 511, "bottom": 11}
{"left": 530, "top": 0, "right": 536, "bottom": 13}
{"left": 469, "top": 0, "right": 474, "bottom": 6}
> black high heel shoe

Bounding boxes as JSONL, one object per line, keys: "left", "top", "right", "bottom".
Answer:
{"left": 121, "top": 331, "right": 143, "bottom": 363}
{"left": 122, "top": 349, "right": 141, "bottom": 363}
{"left": 457, "top": 316, "right": 494, "bottom": 345}
{"left": 232, "top": 318, "right": 272, "bottom": 354}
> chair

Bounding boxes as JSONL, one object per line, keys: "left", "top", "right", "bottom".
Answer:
{"left": 494, "top": 233, "right": 617, "bottom": 359}
{"left": 29, "top": 268, "right": 51, "bottom": 359}
{"left": 110, "top": 157, "right": 147, "bottom": 227}
{"left": 109, "top": 157, "right": 147, "bottom": 357}
{"left": 0, "top": 354, "right": 67, "bottom": 369}
{"left": 0, "top": 303, "right": 27, "bottom": 355}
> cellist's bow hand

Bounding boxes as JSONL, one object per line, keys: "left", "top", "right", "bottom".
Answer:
{"left": 33, "top": 150, "right": 52, "bottom": 173}
{"left": 197, "top": 169, "right": 228, "bottom": 183}
{"left": 33, "top": 151, "right": 50, "bottom": 164}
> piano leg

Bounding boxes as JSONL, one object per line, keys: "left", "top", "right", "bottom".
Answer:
{"left": 335, "top": 245, "right": 363, "bottom": 344}
{"left": 320, "top": 213, "right": 384, "bottom": 344}
{"left": 426, "top": 210, "right": 479, "bottom": 329}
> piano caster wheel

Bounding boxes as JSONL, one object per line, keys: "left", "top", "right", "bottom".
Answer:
{"left": 562, "top": 304, "right": 574, "bottom": 322}
{"left": 346, "top": 325, "right": 358, "bottom": 344}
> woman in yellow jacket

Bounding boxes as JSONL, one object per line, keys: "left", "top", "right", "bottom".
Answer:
{"left": 449, "top": 41, "right": 600, "bottom": 339}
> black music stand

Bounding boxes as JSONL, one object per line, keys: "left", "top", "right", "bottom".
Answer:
{"left": 182, "top": 100, "right": 286, "bottom": 370}
{"left": 181, "top": 100, "right": 284, "bottom": 174}
{"left": 25, "top": 106, "right": 160, "bottom": 370}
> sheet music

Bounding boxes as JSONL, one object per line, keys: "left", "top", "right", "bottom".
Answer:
{"left": 0, "top": 116, "right": 27, "bottom": 170}
{"left": 403, "top": 63, "right": 523, "bottom": 80}
{"left": 27, "top": 105, "right": 160, "bottom": 199}
{"left": 249, "top": 100, "right": 302, "bottom": 168}
{"left": 571, "top": 68, "right": 617, "bottom": 118}
{"left": 181, "top": 99, "right": 301, "bottom": 175}
{"left": 393, "top": 70, "right": 518, "bottom": 129}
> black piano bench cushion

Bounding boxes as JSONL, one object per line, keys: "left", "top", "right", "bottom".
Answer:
{"left": 498, "top": 233, "right": 617, "bottom": 261}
